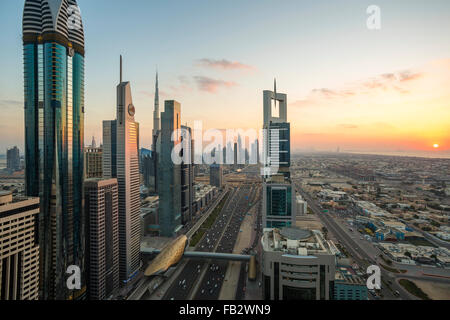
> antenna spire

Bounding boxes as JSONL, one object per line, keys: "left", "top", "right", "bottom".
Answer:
{"left": 120, "top": 55, "right": 123, "bottom": 83}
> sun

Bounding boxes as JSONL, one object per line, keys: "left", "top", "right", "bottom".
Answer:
{"left": 433, "top": 143, "right": 439, "bottom": 148}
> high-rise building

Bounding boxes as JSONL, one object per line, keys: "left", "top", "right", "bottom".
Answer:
{"left": 262, "top": 79, "right": 290, "bottom": 179}
{"left": 151, "top": 72, "right": 160, "bottom": 193}
{"left": 85, "top": 146, "right": 103, "bottom": 178}
{"left": 152, "top": 72, "right": 160, "bottom": 141}
{"left": 6, "top": 146, "right": 20, "bottom": 171}
{"left": 140, "top": 148, "right": 154, "bottom": 190}
{"left": 158, "top": 100, "right": 182, "bottom": 237}
{"left": 102, "top": 56, "right": 141, "bottom": 283}
{"left": 84, "top": 179, "right": 119, "bottom": 300}
{"left": 0, "top": 192, "right": 40, "bottom": 300}
{"left": 180, "top": 125, "right": 194, "bottom": 225}
{"left": 261, "top": 227, "right": 335, "bottom": 300}
{"left": 22, "top": 0, "right": 86, "bottom": 299}
{"left": 262, "top": 80, "right": 295, "bottom": 228}
{"left": 210, "top": 164, "right": 223, "bottom": 188}
{"left": 233, "top": 142, "right": 238, "bottom": 166}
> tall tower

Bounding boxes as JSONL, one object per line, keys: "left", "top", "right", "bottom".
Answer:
{"left": 151, "top": 71, "right": 160, "bottom": 193}
{"left": 103, "top": 57, "right": 141, "bottom": 283}
{"left": 153, "top": 71, "right": 160, "bottom": 139}
{"left": 262, "top": 80, "right": 296, "bottom": 229}
{"left": 22, "top": 0, "right": 86, "bottom": 300}
{"left": 84, "top": 178, "right": 120, "bottom": 300}
{"left": 158, "top": 101, "right": 182, "bottom": 237}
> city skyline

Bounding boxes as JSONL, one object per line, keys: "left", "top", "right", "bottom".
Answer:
{"left": 0, "top": 0, "right": 449, "bottom": 304}
{"left": 0, "top": 0, "right": 449, "bottom": 157}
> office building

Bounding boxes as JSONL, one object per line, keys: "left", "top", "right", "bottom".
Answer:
{"left": 180, "top": 125, "right": 194, "bottom": 225}
{"left": 84, "top": 179, "right": 119, "bottom": 300}
{"left": 261, "top": 227, "right": 336, "bottom": 300}
{"left": 334, "top": 267, "right": 368, "bottom": 300}
{"left": 262, "top": 179, "right": 296, "bottom": 228}
{"left": 262, "top": 80, "right": 295, "bottom": 229}
{"left": 102, "top": 56, "right": 141, "bottom": 283}
{"left": 0, "top": 193, "right": 40, "bottom": 300}
{"left": 151, "top": 72, "right": 160, "bottom": 193}
{"left": 22, "top": 0, "right": 86, "bottom": 299}
{"left": 141, "top": 149, "right": 155, "bottom": 190}
{"left": 85, "top": 146, "right": 103, "bottom": 178}
{"left": 210, "top": 164, "right": 223, "bottom": 188}
{"left": 262, "top": 80, "right": 290, "bottom": 179}
{"left": 6, "top": 146, "right": 20, "bottom": 172}
{"left": 158, "top": 100, "right": 182, "bottom": 237}
{"left": 234, "top": 142, "right": 238, "bottom": 166}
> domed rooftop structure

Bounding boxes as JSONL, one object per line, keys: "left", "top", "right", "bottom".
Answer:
{"left": 280, "top": 227, "right": 313, "bottom": 241}
{"left": 23, "top": 0, "right": 84, "bottom": 52}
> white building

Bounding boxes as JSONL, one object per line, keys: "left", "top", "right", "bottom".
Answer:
{"left": 261, "top": 227, "right": 336, "bottom": 300}
{"left": 102, "top": 57, "right": 141, "bottom": 283}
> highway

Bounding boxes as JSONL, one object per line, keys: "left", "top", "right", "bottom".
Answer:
{"left": 194, "top": 185, "right": 254, "bottom": 300}
{"left": 163, "top": 185, "right": 255, "bottom": 300}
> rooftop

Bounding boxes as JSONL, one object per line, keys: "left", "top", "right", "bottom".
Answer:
{"left": 262, "top": 227, "right": 335, "bottom": 256}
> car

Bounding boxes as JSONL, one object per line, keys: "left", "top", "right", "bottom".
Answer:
{"left": 394, "top": 290, "right": 400, "bottom": 296}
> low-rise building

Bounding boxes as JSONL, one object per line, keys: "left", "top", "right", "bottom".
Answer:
{"left": 334, "top": 267, "right": 368, "bottom": 300}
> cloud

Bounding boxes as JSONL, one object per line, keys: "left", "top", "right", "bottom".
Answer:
{"left": 193, "top": 76, "right": 237, "bottom": 93}
{"left": 290, "top": 67, "right": 423, "bottom": 108}
{"left": 196, "top": 58, "right": 255, "bottom": 71}
{"left": 397, "top": 70, "right": 422, "bottom": 82}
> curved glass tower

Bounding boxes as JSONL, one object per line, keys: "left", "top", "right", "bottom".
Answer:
{"left": 23, "top": 0, "right": 85, "bottom": 300}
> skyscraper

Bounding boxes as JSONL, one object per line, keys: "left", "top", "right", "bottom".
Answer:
{"left": 102, "top": 56, "right": 141, "bottom": 283}
{"left": 210, "top": 164, "right": 223, "bottom": 188}
{"left": 84, "top": 178, "right": 120, "bottom": 300}
{"left": 158, "top": 100, "right": 182, "bottom": 237}
{"left": 84, "top": 146, "right": 103, "bottom": 178}
{"left": 180, "top": 125, "right": 194, "bottom": 225}
{"left": 22, "top": 0, "right": 85, "bottom": 299}
{"left": 0, "top": 193, "right": 40, "bottom": 300}
{"left": 6, "top": 146, "right": 20, "bottom": 171}
{"left": 262, "top": 80, "right": 296, "bottom": 229}
{"left": 150, "top": 72, "right": 160, "bottom": 193}
{"left": 152, "top": 72, "right": 160, "bottom": 140}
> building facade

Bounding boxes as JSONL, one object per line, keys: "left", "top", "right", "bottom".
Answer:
{"left": 84, "top": 179, "right": 119, "bottom": 300}
{"left": 262, "top": 181, "right": 296, "bottom": 228}
{"left": 262, "top": 81, "right": 295, "bottom": 229}
{"left": 22, "top": 0, "right": 86, "bottom": 300}
{"left": 102, "top": 57, "right": 141, "bottom": 283}
{"left": 158, "top": 100, "right": 182, "bottom": 237}
{"left": 261, "top": 227, "right": 335, "bottom": 300}
{"left": 0, "top": 194, "right": 40, "bottom": 300}
{"left": 6, "top": 146, "right": 20, "bottom": 172}
{"left": 85, "top": 146, "right": 103, "bottom": 178}
{"left": 210, "top": 164, "right": 223, "bottom": 188}
{"left": 180, "top": 125, "right": 194, "bottom": 225}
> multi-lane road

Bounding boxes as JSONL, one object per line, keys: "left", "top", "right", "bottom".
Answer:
{"left": 163, "top": 184, "right": 256, "bottom": 300}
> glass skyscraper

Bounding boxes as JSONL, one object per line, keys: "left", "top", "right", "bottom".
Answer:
{"left": 22, "top": 0, "right": 85, "bottom": 300}
{"left": 262, "top": 81, "right": 296, "bottom": 228}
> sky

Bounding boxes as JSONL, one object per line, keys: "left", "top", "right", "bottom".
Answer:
{"left": 0, "top": 0, "right": 449, "bottom": 157}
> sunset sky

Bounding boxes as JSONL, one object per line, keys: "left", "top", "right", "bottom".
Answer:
{"left": 0, "top": 0, "right": 449, "bottom": 157}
